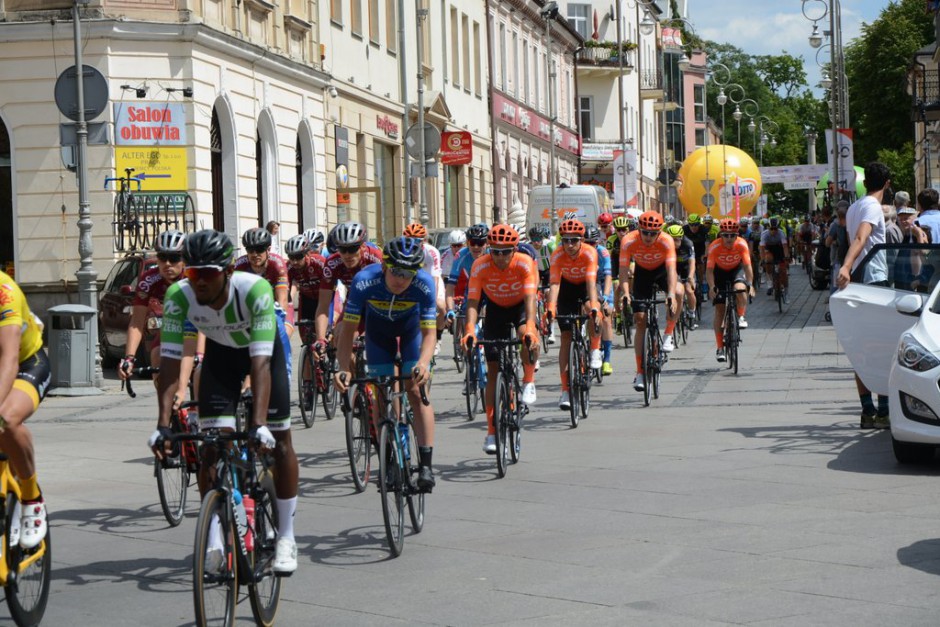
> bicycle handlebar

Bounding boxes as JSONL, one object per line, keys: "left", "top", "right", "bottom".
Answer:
{"left": 338, "top": 370, "right": 430, "bottom": 415}
{"left": 103, "top": 176, "right": 142, "bottom": 191}
{"left": 122, "top": 365, "right": 160, "bottom": 398}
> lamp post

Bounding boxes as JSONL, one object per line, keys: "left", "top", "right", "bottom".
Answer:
{"left": 806, "top": 130, "right": 818, "bottom": 214}
{"left": 541, "top": 2, "right": 559, "bottom": 233}
{"left": 415, "top": 0, "right": 429, "bottom": 226}
{"left": 757, "top": 116, "right": 778, "bottom": 167}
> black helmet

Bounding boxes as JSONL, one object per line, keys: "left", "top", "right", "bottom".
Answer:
{"left": 284, "top": 234, "right": 309, "bottom": 257}
{"left": 155, "top": 229, "right": 186, "bottom": 254}
{"left": 466, "top": 223, "right": 490, "bottom": 240}
{"left": 242, "top": 227, "right": 271, "bottom": 249}
{"left": 383, "top": 237, "right": 424, "bottom": 271}
{"left": 184, "top": 230, "right": 234, "bottom": 268}
{"left": 528, "top": 226, "right": 543, "bottom": 240}
{"left": 769, "top": 217, "right": 780, "bottom": 228}
{"left": 584, "top": 225, "right": 601, "bottom": 244}
{"left": 332, "top": 222, "right": 367, "bottom": 247}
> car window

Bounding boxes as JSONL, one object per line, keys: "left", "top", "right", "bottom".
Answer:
{"left": 114, "top": 260, "right": 139, "bottom": 292}
{"left": 103, "top": 262, "right": 124, "bottom": 293}
{"left": 850, "top": 243, "right": 940, "bottom": 294}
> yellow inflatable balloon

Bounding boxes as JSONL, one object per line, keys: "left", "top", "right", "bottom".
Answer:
{"left": 677, "top": 145, "right": 762, "bottom": 218}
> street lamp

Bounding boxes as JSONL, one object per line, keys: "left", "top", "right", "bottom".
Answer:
{"left": 639, "top": 10, "right": 655, "bottom": 36}
{"left": 808, "top": 24, "right": 823, "bottom": 48}
{"left": 541, "top": 1, "right": 559, "bottom": 232}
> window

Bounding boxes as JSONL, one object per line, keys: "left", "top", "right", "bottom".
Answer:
{"left": 368, "top": 0, "right": 379, "bottom": 43}
{"left": 694, "top": 84, "right": 705, "bottom": 123}
{"left": 579, "top": 97, "right": 593, "bottom": 142}
{"left": 510, "top": 31, "right": 518, "bottom": 95}
{"left": 462, "top": 15, "right": 471, "bottom": 90}
{"left": 441, "top": 0, "right": 447, "bottom": 80}
{"left": 499, "top": 23, "right": 506, "bottom": 92}
{"left": 451, "top": 8, "right": 460, "bottom": 86}
{"left": 521, "top": 43, "right": 529, "bottom": 103}
{"left": 695, "top": 128, "right": 706, "bottom": 148}
{"left": 566, "top": 4, "right": 590, "bottom": 40}
{"left": 330, "top": 0, "right": 342, "bottom": 24}
{"left": 533, "top": 46, "right": 540, "bottom": 109}
{"left": 473, "top": 22, "right": 482, "bottom": 95}
{"left": 351, "top": 0, "right": 362, "bottom": 36}
{"left": 386, "top": 0, "right": 397, "bottom": 52}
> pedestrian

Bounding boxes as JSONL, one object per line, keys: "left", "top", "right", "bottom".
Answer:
{"left": 895, "top": 205, "right": 929, "bottom": 292}
{"left": 894, "top": 190, "right": 911, "bottom": 211}
{"left": 825, "top": 201, "right": 848, "bottom": 295}
{"left": 836, "top": 161, "right": 891, "bottom": 429}
{"left": 915, "top": 188, "right": 940, "bottom": 244}
{"left": 265, "top": 220, "right": 282, "bottom": 256}
{"left": 882, "top": 205, "right": 902, "bottom": 244}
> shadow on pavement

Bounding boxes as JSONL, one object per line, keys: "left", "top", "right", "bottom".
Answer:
{"left": 898, "top": 540, "right": 940, "bottom": 576}
{"left": 437, "top": 458, "right": 499, "bottom": 484}
{"left": 53, "top": 505, "right": 178, "bottom": 534}
{"left": 299, "top": 529, "right": 394, "bottom": 566}
{"left": 52, "top": 555, "right": 191, "bottom": 592}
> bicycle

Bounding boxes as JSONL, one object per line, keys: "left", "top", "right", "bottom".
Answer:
{"left": 341, "top": 370, "right": 429, "bottom": 558}
{"left": 473, "top": 335, "right": 530, "bottom": 478}
{"left": 449, "top": 298, "right": 466, "bottom": 373}
{"left": 765, "top": 262, "right": 786, "bottom": 313}
{"left": 463, "top": 321, "right": 487, "bottom": 422}
{"left": 536, "top": 286, "right": 552, "bottom": 355}
{"left": 295, "top": 320, "right": 339, "bottom": 428}
{"left": 105, "top": 167, "right": 143, "bottom": 252}
{"left": 554, "top": 312, "right": 596, "bottom": 428}
{"left": 125, "top": 366, "right": 199, "bottom": 527}
{"left": 719, "top": 285, "right": 748, "bottom": 375}
{"left": 616, "top": 299, "right": 633, "bottom": 348}
{"left": 633, "top": 296, "right": 668, "bottom": 407}
{"left": 173, "top": 420, "right": 283, "bottom": 626}
{"left": 344, "top": 337, "right": 372, "bottom": 492}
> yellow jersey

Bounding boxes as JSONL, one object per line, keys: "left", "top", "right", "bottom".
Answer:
{"left": 0, "top": 272, "right": 43, "bottom": 363}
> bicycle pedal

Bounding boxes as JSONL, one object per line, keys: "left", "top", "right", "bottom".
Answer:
{"left": 274, "top": 571, "right": 294, "bottom": 578}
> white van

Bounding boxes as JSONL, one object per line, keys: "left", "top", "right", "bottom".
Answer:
{"left": 526, "top": 185, "right": 608, "bottom": 235}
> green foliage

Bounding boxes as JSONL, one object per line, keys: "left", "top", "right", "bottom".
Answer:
{"left": 877, "top": 142, "right": 916, "bottom": 194}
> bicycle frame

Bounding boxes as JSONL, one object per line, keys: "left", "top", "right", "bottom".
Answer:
{"left": 0, "top": 459, "right": 45, "bottom": 578}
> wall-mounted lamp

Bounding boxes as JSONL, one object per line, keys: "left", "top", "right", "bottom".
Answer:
{"left": 121, "top": 84, "right": 149, "bottom": 98}
{"left": 328, "top": 85, "right": 339, "bottom": 98}
{"left": 165, "top": 86, "right": 194, "bottom": 97}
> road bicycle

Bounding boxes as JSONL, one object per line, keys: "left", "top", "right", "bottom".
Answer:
{"left": 536, "top": 286, "right": 551, "bottom": 355}
{"left": 341, "top": 370, "right": 430, "bottom": 558}
{"left": 616, "top": 299, "right": 633, "bottom": 348}
{"left": 633, "top": 296, "right": 669, "bottom": 407}
{"left": 719, "top": 285, "right": 749, "bottom": 375}
{"left": 449, "top": 298, "right": 466, "bottom": 373}
{"left": 173, "top": 415, "right": 283, "bottom": 626}
{"left": 295, "top": 320, "right": 339, "bottom": 428}
{"left": 473, "top": 335, "right": 530, "bottom": 478}
{"left": 554, "top": 312, "right": 596, "bottom": 428}
{"left": 462, "top": 320, "right": 487, "bottom": 421}
{"left": 343, "top": 337, "right": 371, "bottom": 492}
{"left": 765, "top": 261, "right": 787, "bottom": 313}
{"left": 105, "top": 167, "right": 142, "bottom": 252}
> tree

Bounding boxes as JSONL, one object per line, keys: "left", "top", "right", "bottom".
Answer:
{"left": 754, "top": 53, "right": 808, "bottom": 100}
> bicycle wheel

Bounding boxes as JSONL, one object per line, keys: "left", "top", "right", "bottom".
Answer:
{"left": 378, "top": 422, "right": 405, "bottom": 557}
{"left": 464, "top": 350, "right": 480, "bottom": 421}
{"left": 642, "top": 328, "right": 652, "bottom": 407}
{"left": 112, "top": 195, "right": 125, "bottom": 252}
{"left": 320, "top": 355, "right": 339, "bottom": 420}
{"left": 621, "top": 316, "right": 632, "bottom": 348}
{"left": 568, "top": 344, "right": 581, "bottom": 428}
{"left": 297, "top": 346, "right": 317, "bottom": 428}
{"left": 155, "top": 454, "right": 189, "bottom": 527}
{"left": 776, "top": 283, "right": 783, "bottom": 313}
{"left": 651, "top": 333, "right": 662, "bottom": 400}
{"left": 248, "top": 471, "right": 281, "bottom": 627}
{"left": 647, "top": 326, "right": 661, "bottom": 401}
{"left": 724, "top": 309, "right": 736, "bottom": 372}
{"left": 679, "top": 310, "right": 689, "bottom": 345}
{"left": 193, "top": 489, "right": 237, "bottom": 627}
{"left": 579, "top": 346, "right": 591, "bottom": 422}
{"left": 494, "top": 372, "right": 511, "bottom": 478}
{"left": 125, "top": 194, "right": 141, "bottom": 251}
{"left": 730, "top": 316, "right": 740, "bottom": 375}
{"left": 4, "top": 495, "right": 51, "bottom": 627}
{"left": 404, "top": 416, "right": 424, "bottom": 533}
{"left": 509, "top": 377, "right": 522, "bottom": 464}
{"left": 346, "top": 386, "right": 373, "bottom": 493}
{"left": 452, "top": 327, "right": 465, "bottom": 373}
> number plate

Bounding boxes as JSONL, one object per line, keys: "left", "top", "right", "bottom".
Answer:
{"left": 147, "top": 317, "right": 163, "bottom": 330}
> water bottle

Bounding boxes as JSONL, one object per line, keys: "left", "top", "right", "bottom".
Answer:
{"left": 398, "top": 423, "right": 410, "bottom": 461}
{"left": 242, "top": 495, "right": 256, "bottom": 552}
{"left": 232, "top": 488, "right": 249, "bottom": 545}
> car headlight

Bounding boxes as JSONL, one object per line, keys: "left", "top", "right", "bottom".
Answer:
{"left": 897, "top": 333, "right": 940, "bottom": 372}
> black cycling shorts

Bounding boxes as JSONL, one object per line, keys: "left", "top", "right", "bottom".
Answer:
{"left": 482, "top": 301, "right": 526, "bottom": 362}
{"left": 14, "top": 350, "right": 51, "bottom": 411}
{"left": 556, "top": 279, "right": 587, "bottom": 332}
{"left": 764, "top": 244, "right": 786, "bottom": 265}
{"left": 631, "top": 266, "right": 669, "bottom": 313}
{"left": 712, "top": 266, "right": 748, "bottom": 305}
{"left": 199, "top": 333, "right": 291, "bottom": 431}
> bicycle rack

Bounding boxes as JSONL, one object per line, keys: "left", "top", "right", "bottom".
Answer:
{"left": 112, "top": 192, "right": 197, "bottom": 253}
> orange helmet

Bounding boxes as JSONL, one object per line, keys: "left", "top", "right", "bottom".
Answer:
{"left": 719, "top": 218, "right": 739, "bottom": 234}
{"left": 638, "top": 211, "right": 663, "bottom": 231}
{"left": 488, "top": 224, "right": 519, "bottom": 246}
{"left": 559, "top": 219, "right": 586, "bottom": 236}
{"left": 597, "top": 212, "right": 613, "bottom": 227}
{"left": 403, "top": 222, "right": 427, "bottom": 239}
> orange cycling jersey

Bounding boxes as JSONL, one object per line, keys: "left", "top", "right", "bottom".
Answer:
{"left": 706, "top": 237, "right": 752, "bottom": 271}
{"left": 467, "top": 253, "right": 538, "bottom": 307}
{"left": 619, "top": 230, "right": 676, "bottom": 271}
{"left": 549, "top": 245, "right": 597, "bottom": 285}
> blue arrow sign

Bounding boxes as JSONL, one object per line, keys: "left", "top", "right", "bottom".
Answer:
{"left": 137, "top": 172, "right": 172, "bottom": 180}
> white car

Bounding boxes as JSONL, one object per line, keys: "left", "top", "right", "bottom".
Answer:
{"left": 830, "top": 242, "right": 940, "bottom": 463}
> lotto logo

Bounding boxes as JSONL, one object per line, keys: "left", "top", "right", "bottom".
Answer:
{"left": 163, "top": 300, "right": 183, "bottom": 317}
{"left": 252, "top": 294, "right": 273, "bottom": 315}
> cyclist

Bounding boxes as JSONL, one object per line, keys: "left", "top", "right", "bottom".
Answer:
{"left": 597, "top": 212, "right": 614, "bottom": 239}
{"left": 333, "top": 237, "right": 438, "bottom": 491}
{"left": 706, "top": 218, "right": 755, "bottom": 362}
{"left": 446, "top": 223, "right": 489, "bottom": 319}
{"left": 545, "top": 218, "right": 602, "bottom": 410}
{"left": 528, "top": 225, "right": 556, "bottom": 348}
{"left": 585, "top": 226, "right": 615, "bottom": 375}
{"left": 608, "top": 216, "right": 633, "bottom": 333}
{"left": 285, "top": 234, "right": 327, "bottom": 408}
{"left": 403, "top": 222, "right": 446, "bottom": 355}
{"left": 440, "top": 229, "right": 466, "bottom": 278}
{"left": 797, "top": 215, "right": 816, "bottom": 263}
{"left": 314, "top": 222, "right": 383, "bottom": 348}
{"left": 702, "top": 214, "right": 719, "bottom": 243}
{"left": 619, "top": 211, "right": 678, "bottom": 392}
{"left": 666, "top": 224, "right": 697, "bottom": 329}
{"left": 152, "top": 229, "right": 298, "bottom": 573}
{"left": 304, "top": 228, "right": 326, "bottom": 255}
{"left": 118, "top": 230, "right": 198, "bottom": 396}
{"left": 462, "top": 225, "right": 540, "bottom": 453}
{"left": 760, "top": 217, "right": 790, "bottom": 301}
{"left": 683, "top": 214, "right": 710, "bottom": 290}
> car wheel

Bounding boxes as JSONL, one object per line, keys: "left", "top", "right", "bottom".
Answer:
{"left": 98, "top": 329, "right": 119, "bottom": 368}
{"left": 891, "top": 437, "right": 934, "bottom": 464}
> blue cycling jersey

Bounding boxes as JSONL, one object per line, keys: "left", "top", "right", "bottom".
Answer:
{"left": 447, "top": 247, "right": 476, "bottom": 291}
{"left": 518, "top": 242, "right": 538, "bottom": 261}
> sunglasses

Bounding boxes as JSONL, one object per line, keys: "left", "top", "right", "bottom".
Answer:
{"left": 450, "top": 243, "right": 464, "bottom": 248}
{"left": 157, "top": 253, "right": 182, "bottom": 264}
{"left": 561, "top": 237, "right": 582, "bottom": 244}
{"left": 640, "top": 230, "right": 659, "bottom": 237}
{"left": 468, "top": 239, "right": 487, "bottom": 247}
{"left": 490, "top": 247, "right": 515, "bottom": 257}
{"left": 388, "top": 266, "right": 417, "bottom": 279}
{"left": 246, "top": 246, "right": 268, "bottom": 255}
{"left": 288, "top": 253, "right": 306, "bottom": 261}
{"left": 719, "top": 233, "right": 737, "bottom": 239}
{"left": 616, "top": 228, "right": 629, "bottom": 233}
{"left": 184, "top": 266, "right": 224, "bottom": 281}
{"left": 338, "top": 245, "right": 361, "bottom": 255}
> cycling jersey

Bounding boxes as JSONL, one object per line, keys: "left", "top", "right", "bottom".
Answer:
{"left": 132, "top": 264, "right": 172, "bottom": 316}
{"left": 674, "top": 236, "right": 695, "bottom": 279}
{"left": 595, "top": 244, "right": 612, "bottom": 279}
{"left": 605, "top": 234, "right": 622, "bottom": 271}
{"left": 421, "top": 242, "right": 442, "bottom": 278}
{"left": 467, "top": 252, "right": 537, "bottom": 308}
{"left": 799, "top": 223, "right": 815, "bottom": 242}
{"left": 684, "top": 224, "right": 710, "bottom": 259}
{"left": 535, "top": 238, "right": 558, "bottom": 273}
{"left": 440, "top": 246, "right": 460, "bottom": 277}
{"left": 517, "top": 242, "right": 538, "bottom": 262}
{"left": 287, "top": 252, "right": 326, "bottom": 298}
{"left": 706, "top": 237, "right": 752, "bottom": 271}
{"left": 321, "top": 246, "right": 384, "bottom": 291}
{"left": 234, "top": 253, "right": 289, "bottom": 291}
{"left": 549, "top": 244, "right": 598, "bottom": 285}
{"left": 0, "top": 272, "right": 44, "bottom": 365}
{"left": 760, "top": 229, "right": 788, "bottom": 248}
{"left": 448, "top": 247, "right": 483, "bottom": 297}
{"left": 619, "top": 230, "right": 676, "bottom": 271}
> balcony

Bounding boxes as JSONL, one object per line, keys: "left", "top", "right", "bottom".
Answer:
{"left": 576, "top": 44, "right": 634, "bottom": 77}
{"left": 912, "top": 67, "right": 940, "bottom": 122}
{"left": 640, "top": 69, "right": 665, "bottom": 101}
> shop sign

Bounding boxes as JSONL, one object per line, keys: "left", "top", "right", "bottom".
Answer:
{"left": 441, "top": 131, "right": 473, "bottom": 165}
{"left": 114, "top": 102, "right": 186, "bottom": 145}
{"left": 376, "top": 115, "right": 399, "bottom": 139}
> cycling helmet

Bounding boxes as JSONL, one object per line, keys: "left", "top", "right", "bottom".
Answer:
{"left": 242, "top": 227, "right": 271, "bottom": 249}
{"left": 528, "top": 226, "right": 545, "bottom": 241}
{"left": 687, "top": 213, "right": 701, "bottom": 225}
{"left": 284, "top": 234, "right": 309, "bottom": 257}
{"left": 332, "top": 221, "right": 367, "bottom": 247}
{"left": 559, "top": 218, "right": 585, "bottom": 236}
{"left": 584, "top": 225, "right": 602, "bottom": 244}
{"left": 303, "top": 228, "right": 325, "bottom": 248}
{"left": 627, "top": 216, "right": 638, "bottom": 227}
{"left": 597, "top": 212, "right": 613, "bottom": 227}
{"left": 638, "top": 211, "right": 664, "bottom": 231}
{"left": 769, "top": 217, "right": 780, "bottom": 228}
{"left": 665, "top": 224, "right": 684, "bottom": 239}
{"left": 449, "top": 230, "right": 467, "bottom": 245}
{"left": 155, "top": 229, "right": 186, "bottom": 254}
{"left": 383, "top": 236, "right": 424, "bottom": 271}
{"left": 184, "top": 229, "right": 234, "bottom": 268}
{"left": 403, "top": 222, "right": 428, "bottom": 239}
{"left": 613, "top": 216, "right": 630, "bottom": 230}
{"left": 719, "top": 218, "right": 739, "bottom": 234}
{"left": 702, "top": 214, "right": 714, "bottom": 224}
{"left": 750, "top": 217, "right": 761, "bottom": 225}
{"left": 488, "top": 224, "right": 519, "bottom": 247}
{"left": 664, "top": 214, "right": 677, "bottom": 225}
{"left": 466, "top": 223, "right": 490, "bottom": 240}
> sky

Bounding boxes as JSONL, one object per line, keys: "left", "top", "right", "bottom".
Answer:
{"left": 687, "top": 0, "right": 889, "bottom": 92}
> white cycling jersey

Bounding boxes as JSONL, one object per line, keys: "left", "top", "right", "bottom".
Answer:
{"left": 422, "top": 243, "right": 442, "bottom": 278}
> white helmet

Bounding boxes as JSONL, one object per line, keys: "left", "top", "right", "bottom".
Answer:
{"left": 449, "top": 230, "right": 466, "bottom": 245}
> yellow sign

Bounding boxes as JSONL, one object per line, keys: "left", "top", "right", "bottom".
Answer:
{"left": 115, "top": 146, "right": 188, "bottom": 191}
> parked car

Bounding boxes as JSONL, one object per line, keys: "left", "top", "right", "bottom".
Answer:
{"left": 98, "top": 253, "right": 156, "bottom": 367}
{"left": 830, "top": 242, "right": 940, "bottom": 463}
{"left": 427, "top": 228, "right": 454, "bottom": 254}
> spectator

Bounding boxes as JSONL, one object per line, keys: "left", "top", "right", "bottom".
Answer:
{"left": 265, "top": 220, "right": 281, "bottom": 256}
{"left": 894, "top": 190, "right": 911, "bottom": 211}
{"left": 916, "top": 188, "right": 940, "bottom": 244}
{"left": 825, "top": 201, "right": 849, "bottom": 295}
{"left": 836, "top": 161, "right": 891, "bottom": 430}
{"left": 896, "top": 205, "right": 929, "bottom": 292}
{"left": 883, "top": 205, "right": 902, "bottom": 244}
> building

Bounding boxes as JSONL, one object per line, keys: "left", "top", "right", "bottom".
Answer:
{"left": 910, "top": 43, "right": 940, "bottom": 193}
